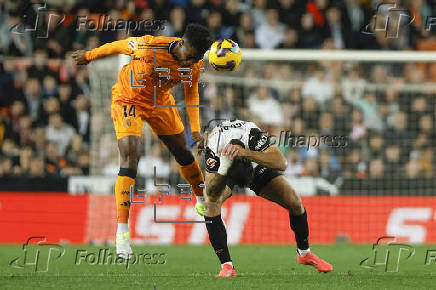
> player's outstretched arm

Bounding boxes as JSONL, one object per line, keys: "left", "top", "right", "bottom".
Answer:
{"left": 240, "top": 146, "right": 288, "bottom": 171}
{"left": 72, "top": 38, "right": 138, "bottom": 65}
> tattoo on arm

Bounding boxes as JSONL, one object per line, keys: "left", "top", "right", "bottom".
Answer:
{"left": 207, "top": 174, "right": 227, "bottom": 199}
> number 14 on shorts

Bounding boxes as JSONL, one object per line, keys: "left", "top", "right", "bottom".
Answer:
{"left": 123, "top": 105, "right": 136, "bottom": 118}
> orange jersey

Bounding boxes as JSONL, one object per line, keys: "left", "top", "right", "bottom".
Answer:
{"left": 85, "top": 35, "right": 203, "bottom": 132}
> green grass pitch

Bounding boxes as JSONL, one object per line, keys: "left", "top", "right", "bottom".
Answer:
{"left": 1, "top": 244, "right": 435, "bottom": 289}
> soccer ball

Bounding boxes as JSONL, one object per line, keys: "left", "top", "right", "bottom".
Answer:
{"left": 208, "top": 39, "right": 242, "bottom": 72}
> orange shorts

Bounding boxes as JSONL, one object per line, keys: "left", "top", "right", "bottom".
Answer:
{"left": 111, "top": 95, "right": 185, "bottom": 140}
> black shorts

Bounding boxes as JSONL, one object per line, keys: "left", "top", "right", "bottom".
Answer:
{"left": 226, "top": 165, "right": 282, "bottom": 195}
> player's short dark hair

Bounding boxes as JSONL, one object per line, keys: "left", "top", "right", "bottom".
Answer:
{"left": 226, "top": 157, "right": 254, "bottom": 188}
{"left": 183, "top": 23, "right": 213, "bottom": 57}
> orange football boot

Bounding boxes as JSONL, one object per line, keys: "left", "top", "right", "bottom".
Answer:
{"left": 297, "top": 252, "right": 333, "bottom": 273}
{"left": 216, "top": 264, "right": 237, "bottom": 277}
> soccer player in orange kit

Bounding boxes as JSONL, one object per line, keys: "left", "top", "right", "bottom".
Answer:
{"left": 72, "top": 24, "right": 213, "bottom": 258}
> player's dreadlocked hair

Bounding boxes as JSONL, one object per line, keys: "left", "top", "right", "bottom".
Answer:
{"left": 183, "top": 23, "right": 213, "bottom": 57}
{"left": 227, "top": 157, "right": 254, "bottom": 188}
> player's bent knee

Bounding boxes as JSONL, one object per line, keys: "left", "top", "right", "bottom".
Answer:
{"left": 205, "top": 200, "right": 222, "bottom": 216}
{"left": 173, "top": 147, "right": 194, "bottom": 166}
{"left": 288, "top": 194, "right": 304, "bottom": 215}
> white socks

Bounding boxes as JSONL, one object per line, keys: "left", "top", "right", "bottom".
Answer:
{"left": 298, "top": 248, "right": 311, "bottom": 257}
{"left": 221, "top": 261, "right": 233, "bottom": 268}
{"left": 117, "top": 223, "right": 129, "bottom": 234}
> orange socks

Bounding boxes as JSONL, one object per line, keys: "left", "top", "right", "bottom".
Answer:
{"left": 115, "top": 168, "right": 136, "bottom": 223}
{"left": 178, "top": 159, "right": 204, "bottom": 197}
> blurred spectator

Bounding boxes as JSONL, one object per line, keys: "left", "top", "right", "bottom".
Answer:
{"left": 222, "top": 0, "right": 241, "bottom": 28}
{"left": 347, "top": 91, "right": 383, "bottom": 131}
{"left": 186, "top": 0, "right": 210, "bottom": 25}
{"left": 58, "top": 83, "right": 76, "bottom": 127}
{"left": 344, "top": 0, "right": 365, "bottom": 36}
{"left": 32, "top": 126, "right": 46, "bottom": 155}
{"left": 384, "top": 144, "right": 402, "bottom": 177}
{"left": 409, "top": 96, "right": 428, "bottom": 132}
{"left": 306, "top": 0, "right": 329, "bottom": 28}
{"left": 42, "top": 76, "right": 58, "bottom": 99}
{"left": 149, "top": 0, "right": 174, "bottom": 21}
{"left": 404, "top": 159, "right": 423, "bottom": 179}
{"left": 28, "top": 50, "right": 57, "bottom": 81}
{"left": 284, "top": 150, "right": 304, "bottom": 177}
{"left": 17, "top": 116, "right": 33, "bottom": 146}
{"left": 255, "top": 9, "right": 285, "bottom": 49}
{"left": 385, "top": 111, "right": 413, "bottom": 150}
{"left": 1, "top": 12, "right": 32, "bottom": 56}
{"left": 45, "top": 113, "right": 75, "bottom": 156}
{"left": 298, "top": 97, "right": 319, "bottom": 131}
{"left": 0, "top": 156, "right": 13, "bottom": 177}
{"left": 251, "top": 0, "right": 268, "bottom": 27}
{"left": 278, "top": 29, "right": 298, "bottom": 49}
{"left": 75, "top": 69, "right": 91, "bottom": 96}
{"left": 29, "top": 156, "right": 46, "bottom": 178}
{"left": 349, "top": 109, "right": 366, "bottom": 143}
{"left": 325, "top": 7, "right": 352, "bottom": 49}
{"left": 0, "top": 61, "right": 15, "bottom": 107}
{"left": 162, "top": 7, "right": 186, "bottom": 37}
{"left": 248, "top": 87, "right": 283, "bottom": 126}
{"left": 301, "top": 157, "right": 320, "bottom": 177}
{"left": 18, "top": 145, "right": 33, "bottom": 175}
{"left": 330, "top": 96, "right": 350, "bottom": 137}
{"left": 74, "top": 95, "right": 90, "bottom": 143}
{"left": 302, "top": 68, "right": 333, "bottom": 106}
{"left": 23, "top": 78, "right": 43, "bottom": 121}
{"left": 77, "top": 151, "right": 90, "bottom": 175}
{"left": 368, "top": 132, "right": 384, "bottom": 160}
{"left": 207, "top": 10, "right": 233, "bottom": 40}
{"left": 1, "top": 138, "right": 19, "bottom": 160}
{"left": 236, "top": 13, "right": 254, "bottom": 47}
{"left": 369, "top": 158, "right": 385, "bottom": 178}
{"left": 319, "top": 149, "right": 340, "bottom": 183}
{"left": 318, "top": 112, "right": 334, "bottom": 138}
{"left": 298, "top": 13, "right": 325, "bottom": 48}
{"left": 65, "top": 134, "right": 85, "bottom": 165}
{"left": 45, "top": 141, "right": 66, "bottom": 176}
{"left": 73, "top": 7, "right": 95, "bottom": 50}
{"left": 40, "top": 97, "right": 60, "bottom": 125}
{"left": 277, "top": 0, "right": 304, "bottom": 28}
{"left": 419, "top": 148, "right": 434, "bottom": 178}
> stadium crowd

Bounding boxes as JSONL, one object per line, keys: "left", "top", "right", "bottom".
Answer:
{"left": 0, "top": 0, "right": 435, "bottom": 194}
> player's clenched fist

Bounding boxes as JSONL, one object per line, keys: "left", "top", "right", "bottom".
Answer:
{"left": 218, "top": 144, "right": 246, "bottom": 160}
{"left": 72, "top": 50, "right": 89, "bottom": 65}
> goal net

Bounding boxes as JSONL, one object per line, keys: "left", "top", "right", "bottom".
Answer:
{"left": 87, "top": 49, "right": 436, "bottom": 245}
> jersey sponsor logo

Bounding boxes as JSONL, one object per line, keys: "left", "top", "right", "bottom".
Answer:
{"left": 206, "top": 158, "right": 217, "bottom": 169}
{"left": 255, "top": 134, "right": 268, "bottom": 150}
{"left": 128, "top": 39, "right": 137, "bottom": 50}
